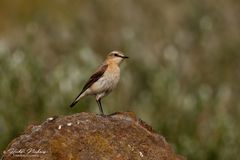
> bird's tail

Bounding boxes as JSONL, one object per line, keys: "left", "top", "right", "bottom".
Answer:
{"left": 69, "top": 100, "right": 79, "bottom": 108}
{"left": 69, "top": 93, "right": 84, "bottom": 108}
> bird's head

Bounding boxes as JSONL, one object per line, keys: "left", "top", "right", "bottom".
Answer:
{"left": 106, "top": 51, "right": 129, "bottom": 65}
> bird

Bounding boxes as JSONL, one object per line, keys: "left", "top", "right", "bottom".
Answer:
{"left": 69, "top": 51, "right": 129, "bottom": 115}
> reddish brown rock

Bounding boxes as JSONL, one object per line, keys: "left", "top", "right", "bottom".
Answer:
{"left": 2, "top": 112, "right": 185, "bottom": 160}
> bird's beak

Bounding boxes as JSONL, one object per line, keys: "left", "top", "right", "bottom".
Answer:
{"left": 122, "top": 56, "right": 129, "bottom": 59}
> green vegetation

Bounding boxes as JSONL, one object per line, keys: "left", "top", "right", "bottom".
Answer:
{"left": 0, "top": 0, "right": 239, "bottom": 159}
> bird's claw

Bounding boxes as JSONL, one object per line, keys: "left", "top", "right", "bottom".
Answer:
{"left": 97, "top": 113, "right": 108, "bottom": 117}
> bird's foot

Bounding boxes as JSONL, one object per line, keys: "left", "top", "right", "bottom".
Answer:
{"left": 96, "top": 113, "right": 108, "bottom": 117}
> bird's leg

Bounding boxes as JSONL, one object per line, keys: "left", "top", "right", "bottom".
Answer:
{"left": 97, "top": 99, "right": 104, "bottom": 116}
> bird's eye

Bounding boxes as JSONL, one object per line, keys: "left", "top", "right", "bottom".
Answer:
{"left": 114, "top": 53, "right": 119, "bottom": 56}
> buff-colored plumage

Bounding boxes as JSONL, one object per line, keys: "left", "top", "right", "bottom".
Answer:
{"left": 70, "top": 51, "right": 129, "bottom": 115}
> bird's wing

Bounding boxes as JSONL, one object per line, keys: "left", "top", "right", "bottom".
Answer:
{"left": 80, "top": 64, "right": 108, "bottom": 94}
{"left": 69, "top": 64, "right": 108, "bottom": 108}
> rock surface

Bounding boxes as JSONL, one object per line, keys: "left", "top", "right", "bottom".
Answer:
{"left": 2, "top": 112, "right": 184, "bottom": 160}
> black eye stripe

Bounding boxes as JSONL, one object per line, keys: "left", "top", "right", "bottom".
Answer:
{"left": 114, "top": 53, "right": 122, "bottom": 57}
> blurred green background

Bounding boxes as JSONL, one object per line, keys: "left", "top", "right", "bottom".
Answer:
{"left": 0, "top": 0, "right": 240, "bottom": 159}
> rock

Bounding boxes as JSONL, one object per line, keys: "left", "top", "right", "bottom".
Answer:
{"left": 2, "top": 112, "right": 185, "bottom": 160}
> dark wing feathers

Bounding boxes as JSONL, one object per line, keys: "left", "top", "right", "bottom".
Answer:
{"left": 80, "top": 64, "right": 108, "bottom": 95}
{"left": 69, "top": 64, "right": 108, "bottom": 107}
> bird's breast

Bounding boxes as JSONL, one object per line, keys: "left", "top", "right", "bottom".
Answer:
{"left": 103, "top": 67, "right": 120, "bottom": 89}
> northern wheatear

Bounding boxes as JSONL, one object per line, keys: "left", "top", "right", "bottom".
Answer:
{"left": 69, "top": 51, "right": 129, "bottom": 115}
